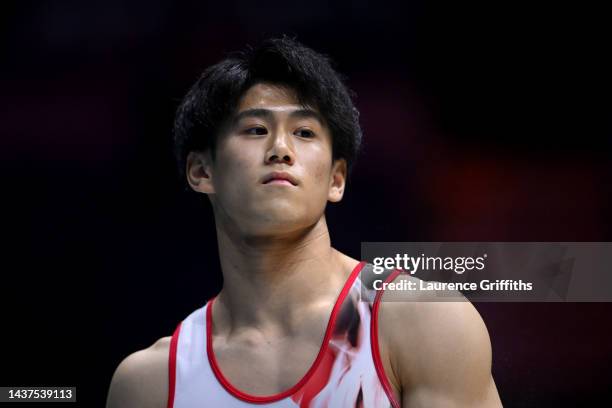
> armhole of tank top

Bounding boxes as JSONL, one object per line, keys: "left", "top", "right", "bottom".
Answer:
{"left": 370, "top": 269, "right": 403, "bottom": 408}
{"left": 167, "top": 322, "right": 182, "bottom": 408}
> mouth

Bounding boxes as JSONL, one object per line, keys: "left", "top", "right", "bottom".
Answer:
{"left": 262, "top": 171, "right": 298, "bottom": 186}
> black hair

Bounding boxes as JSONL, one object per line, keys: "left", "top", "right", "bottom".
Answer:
{"left": 173, "top": 36, "right": 362, "bottom": 185}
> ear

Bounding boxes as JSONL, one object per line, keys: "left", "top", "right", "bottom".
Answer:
{"left": 328, "top": 158, "right": 347, "bottom": 203}
{"left": 186, "top": 151, "right": 215, "bottom": 194}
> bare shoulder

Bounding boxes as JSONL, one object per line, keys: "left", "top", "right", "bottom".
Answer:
{"left": 105, "top": 336, "right": 171, "bottom": 408}
{"left": 379, "top": 274, "right": 490, "bottom": 342}
{"left": 377, "top": 274, "right": 502, "bottom": 406}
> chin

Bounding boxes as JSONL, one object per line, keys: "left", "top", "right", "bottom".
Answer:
{"left": 245, "top": 211, "right": 317, "bottom": 236}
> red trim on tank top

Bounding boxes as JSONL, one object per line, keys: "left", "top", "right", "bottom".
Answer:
{"left": 206, "top": 260, "right": 366, "bottom": 404}
{"left": 371, "top": 269, "right": 403, "bottom": 408}
{"left": 167, "top": 322, "right": 182, "bottom": 408}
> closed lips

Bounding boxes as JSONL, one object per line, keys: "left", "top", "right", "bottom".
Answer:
{"left": 262, "top": 172, "right": 298, "bottom": 185}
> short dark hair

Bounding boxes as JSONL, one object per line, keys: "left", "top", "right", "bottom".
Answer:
{"left": 173, "top": 36, "right": 362, "bottom": 184}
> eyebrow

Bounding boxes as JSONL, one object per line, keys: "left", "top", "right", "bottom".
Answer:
{"left": 231, "top": 108, "right": 325, "bottom": 126}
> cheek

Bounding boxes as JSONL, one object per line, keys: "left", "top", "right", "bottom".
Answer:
{"left": 313, "top": 162, "right": 330, "bottom": 184}
{"left": 212, "top": 148, "right": 257, "bottom": 200}
{"left": 299, "top": 143, "right": 333, "bottom": 192}
{"left": 216, "top": 138, "right": 258, "bottom": 178}
{"left": 306, "top": 158, "right": 333, "bottom": 200}
{"left": 219, "top": 163, "right": 255, "bottom": 200}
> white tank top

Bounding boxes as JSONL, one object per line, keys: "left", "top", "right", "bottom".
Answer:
{"left": 167, "top": 261, "right": 402, "bottom": 408}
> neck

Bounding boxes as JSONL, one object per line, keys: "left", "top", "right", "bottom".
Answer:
{"left": 212, "top": 215, "right": 356, "bottom": 336}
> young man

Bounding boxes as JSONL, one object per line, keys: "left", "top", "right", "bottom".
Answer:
{"left": 106, "top": 37, "right": 502, "bottom": 408}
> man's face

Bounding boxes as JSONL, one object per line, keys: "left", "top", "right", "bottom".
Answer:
{"left": 187, "top": 82, "right": 347, "bottom": 237}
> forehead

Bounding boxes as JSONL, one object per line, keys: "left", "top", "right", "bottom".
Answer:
{"left": 237, "top": 82, "right": 312, "bottom": 113}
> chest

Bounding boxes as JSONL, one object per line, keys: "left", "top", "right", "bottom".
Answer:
{"left": 212, "top": 334, "right": 323, "bottom": 395}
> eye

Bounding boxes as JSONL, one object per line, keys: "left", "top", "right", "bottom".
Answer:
{"left": 295, "top": 128, "right": 315, "bottom": 138}
{"left": 244, "top": 126, "right": 267, "bottom": 135}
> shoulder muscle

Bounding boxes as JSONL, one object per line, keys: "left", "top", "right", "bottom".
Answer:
{"left": 106, "top": 337, "right": 171, "bottom": 408}
{"left": 378, "top": 275, "right": 502, "bottom": 407}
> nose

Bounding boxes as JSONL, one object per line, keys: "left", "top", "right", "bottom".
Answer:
{"left": 265, "top": 131, "right": 295, "bottom": 165}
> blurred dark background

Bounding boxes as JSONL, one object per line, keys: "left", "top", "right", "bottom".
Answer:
{"left": 2, "top": 0, "right": 611, "bottom": 406}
